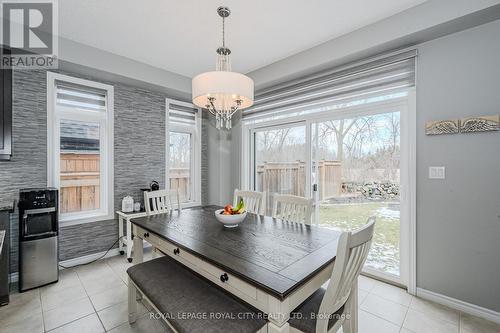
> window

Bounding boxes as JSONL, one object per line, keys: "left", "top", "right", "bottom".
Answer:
{"left": 243, "top": 50, "right": 417, "bottom": 287}
{"left": 47, "top": 73, "right": 114, "bottom": 225}
{"left": 166, "top": 99, "right": 201, "bottom": 207}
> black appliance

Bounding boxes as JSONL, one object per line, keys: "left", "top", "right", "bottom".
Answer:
{"left": 18, "top": 188, "right": 59, "bottom": 292}
{"left": 150, "top": 180, "right": 160, "bottom": 191}
{"left": 141, "top": 180, "right": 160, "bottom": 211}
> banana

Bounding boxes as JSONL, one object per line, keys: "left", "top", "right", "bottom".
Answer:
{"left": 232, "top": 198, "right": 244, "bottom": 214}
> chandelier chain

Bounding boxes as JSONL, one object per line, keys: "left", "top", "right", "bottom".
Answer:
{"left": 222, "top": 16, "right": 225, "bottom": 48}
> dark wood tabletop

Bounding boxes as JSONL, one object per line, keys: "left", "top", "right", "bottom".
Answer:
{"left": 131, "top": 206, "right": 341, "bottom": 299}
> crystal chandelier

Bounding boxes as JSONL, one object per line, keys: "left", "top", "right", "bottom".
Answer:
{"left": 192, "top": 6, "right": 254, "bottom": 130}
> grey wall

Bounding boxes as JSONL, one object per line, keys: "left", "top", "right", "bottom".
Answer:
{"left": 226, "top": 19, "right": 500, "bottom": 313}
{"left": 0, "top": 68, "right": 209, "bottom": 273}
{"left": 416, "top": 19, "right": 500, "bottom": 312}
{"left": 2, "top": 70, "right": 49, "bottom": 273}
{"left": 59, "top": 37, "right": 191, "bottom": 100}
{"left": 205, "top": 114, "right": 233, "bottom": 206}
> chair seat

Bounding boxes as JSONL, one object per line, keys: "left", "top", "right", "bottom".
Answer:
{"left": 289, "top": 288, "right": 345, "bottom": 333}
{"left": 127, "top": 256, "right": 266, "bottom": 333}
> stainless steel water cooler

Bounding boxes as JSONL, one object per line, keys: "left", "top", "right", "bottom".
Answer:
{"left": 18, "top": 188, "right": 59, "bottom": 292}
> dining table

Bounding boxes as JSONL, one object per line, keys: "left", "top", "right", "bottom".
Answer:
{"left": 130, "top": 206, "right": 356, "bottom": 333}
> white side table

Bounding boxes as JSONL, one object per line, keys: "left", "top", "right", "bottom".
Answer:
{"left": 116, "top": 210, "right": 148, "bottom": 262}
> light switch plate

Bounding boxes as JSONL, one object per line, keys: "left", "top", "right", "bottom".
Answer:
{"left": 429, "top": 166, "right": 445, "bottom": 179}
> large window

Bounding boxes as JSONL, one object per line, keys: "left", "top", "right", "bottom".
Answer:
{"left": 244, "top": 51, "right": 416, "bottom": 288}
{"left": 47, "top": 73, "right": 114, "bottom": 225}
{"left": 247, "top": 99, "right": 412, "bottom": 286}
{"left": 166, "top": 99, "right": 201, "bottom": 206}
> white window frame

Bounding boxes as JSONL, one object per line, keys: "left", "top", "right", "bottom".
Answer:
{"left": 241, "top": 90, "right": 416, "bottom": 292}
{"left": 47, "top": 72, "right": 114, "bottom": 226}
{"left": 166, "top": 99, "right": 202, "bottom": 208}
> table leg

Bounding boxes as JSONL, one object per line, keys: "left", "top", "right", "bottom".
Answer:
{"left": 126, "top": 218, "right": 133, "bottom": 262}
{"left": 128, "top": 277, "right": 138, "bottom": 323}
{"left": 133, "top": 232, "right": 143, "bottom": 264}
{"left": 118, "top": 216, "right": 124, "bottom": 255}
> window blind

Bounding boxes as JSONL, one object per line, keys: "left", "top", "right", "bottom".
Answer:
{"left": 56, "top": 81, "right": 107, "bottom": 111}
{"left": 243, "top": 49, "right": 416, "bottom": 122}
{"left": 168, "top": 101, "right": 198, "bottom": 126}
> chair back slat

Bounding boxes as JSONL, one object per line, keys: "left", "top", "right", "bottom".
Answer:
{"left": 144, "top": 189, "right": 182, "bottom": 216}
{"left": 272, "top": 194, "right": 313, "bottom": 225}
{"left": 233, "top": 190, "right": 266, "bottom": 215}
{"left": 315, "top": 217, "right": 376, "bottom": 333}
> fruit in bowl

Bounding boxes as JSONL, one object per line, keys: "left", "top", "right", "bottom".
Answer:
{"left": 215, "top": 199, "right": 247, "bottom": 228}
{"left": 222, "top": 199, "right": 246, "bottom": 215}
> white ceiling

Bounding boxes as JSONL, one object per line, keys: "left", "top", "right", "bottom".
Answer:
{"left": 59, "top": 0, "right": 427, "bottom": 78}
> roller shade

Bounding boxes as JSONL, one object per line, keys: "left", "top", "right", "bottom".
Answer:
{"left": 167, "top": 100, "right": 198, "bottom": 126}
{"left": 244, "top": 50, "right": 416, "bottom": 122}
{"left": 56, "top": 81, "right": 107, "bottom": 111}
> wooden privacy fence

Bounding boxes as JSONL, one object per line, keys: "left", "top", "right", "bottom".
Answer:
{"left": 60, "top": 155, "right": 339, "bottom": 213}
{"left": 60, "top": 154, "right": 192, "bottom": 213}
{"left": 316, "top": 160, "right": 342, "bottom": 199}
{"left": 168, "top": 168, "right": 190, "bottom": 202}
{"left": 257, "top": 161, "right": 307, "bottom": 198}
{"left": 256, "top": 160, "right": 341, "bottom": 208}
{"left": 60, "top": 153, "right": 100, "bottom": 213}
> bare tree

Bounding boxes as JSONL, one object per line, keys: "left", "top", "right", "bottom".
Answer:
{"left": 324, "top": 119, "right": 356, "bottom": 161}
{"left": 385, "top": 112, "right": 400, "bottom": 155}
{"left": 169, "top": 133, "right": 190, "bottom": 168}
{"left": 343, "top": 117, "right": 376, "bottom": 160}
{"left": 383, "top": 112, "right": 400, "bottom": 179}
{"left": 259, "top": 128, "right": 292, "bottom": 151}
{"left": 319, "top": 117, "right": 375, "bottom": 162}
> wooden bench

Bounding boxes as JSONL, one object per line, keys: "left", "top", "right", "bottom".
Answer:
{"left": 127, "top": 255, "right": 267, "bottom": 333}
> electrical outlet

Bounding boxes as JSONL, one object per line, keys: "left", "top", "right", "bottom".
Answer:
{"left": 429, "top": 166, "right": 445, "bottom": 179}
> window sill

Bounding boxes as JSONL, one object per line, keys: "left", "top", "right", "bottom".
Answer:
{"left": 59, "top": 212, "right": 115, "bottom": 227}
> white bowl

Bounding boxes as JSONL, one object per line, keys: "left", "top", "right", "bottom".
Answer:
{"left": 214, "top": 209, "right": 247, "bottom": 228}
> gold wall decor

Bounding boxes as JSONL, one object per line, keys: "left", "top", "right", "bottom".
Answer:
{"left": 460, "top": 115, "right": 500, "bottom": 133}
{"left": 425, "top": 119, "right": 460, "bottom": 135}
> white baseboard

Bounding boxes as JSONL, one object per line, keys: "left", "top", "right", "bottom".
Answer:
{"left": 417, "top": 288, "right": 500, "bottom": 325}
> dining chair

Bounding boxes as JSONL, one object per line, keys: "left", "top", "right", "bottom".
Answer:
{"left": 233, "top": 189, "right": 266, "bottom": 215}
{"left": 272, "top": 194, "right": 313, "bottom": 224}
{"left": 144, "top": 189, "right": 181, "bottom": 216}
{"left": 288, "top": 217, "right": 376, "bottom": 333}
{"left": 144, "top": 189, "right": 181, "bottom": 258}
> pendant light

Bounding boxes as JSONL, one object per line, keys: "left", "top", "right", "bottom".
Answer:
{"left": 192, "top": 6, "right": 254, "bottom": 130}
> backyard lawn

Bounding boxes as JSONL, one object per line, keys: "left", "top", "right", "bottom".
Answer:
{"left": 319, "top": 202, "right": 400, "bottom": 276}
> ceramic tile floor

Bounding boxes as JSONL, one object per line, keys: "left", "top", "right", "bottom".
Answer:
{"left": 1, "top": 249, "right": 499, "bottom": 333}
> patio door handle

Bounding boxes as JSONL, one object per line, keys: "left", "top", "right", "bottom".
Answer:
{"left": 312, "top": 184, "right": 318, "bottom": 192}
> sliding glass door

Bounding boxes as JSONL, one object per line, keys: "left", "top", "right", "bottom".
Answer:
{"left": 311, "top": 110, "right": 404, "bottom": 282}
{"left": 249, "top": 101, "right": 412, "bottom": 286}
{"left": 253, "top": 123, "right": 307, "bottom": 214}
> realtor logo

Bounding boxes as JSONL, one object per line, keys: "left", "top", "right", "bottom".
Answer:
{"left": 1, "top": 0, "right": 58, "bottom": 69}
